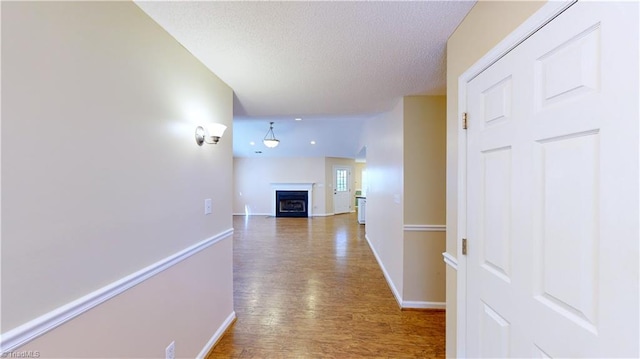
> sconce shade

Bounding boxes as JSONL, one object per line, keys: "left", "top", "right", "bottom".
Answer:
{"left": 195, "top": 123, "right": 227, "bottom": 146}
{"left": 263, "top": 122, "right": 279, "bottom": 148}
{"left": 206, "top": 123, "right": 227, "bottom": 138}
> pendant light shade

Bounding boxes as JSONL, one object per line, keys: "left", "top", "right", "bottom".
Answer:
{"left": 263, "top": 121, "right": 280, "bottom": 148}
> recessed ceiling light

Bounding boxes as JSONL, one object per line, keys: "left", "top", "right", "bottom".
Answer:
{"left": 295, "top": 118, "right": 302, "bottom": 121}
{"left": 250, "top": 141, "right": 255, "bottom": 146}
{"left": 310, "top": 140, "right": 316, "bottom": 145}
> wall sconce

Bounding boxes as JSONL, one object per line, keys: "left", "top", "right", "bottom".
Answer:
{"left": 195, "top": 123, "right": 227, "bottom": 146}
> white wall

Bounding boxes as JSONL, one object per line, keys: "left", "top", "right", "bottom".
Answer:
{"left": 2, "top": 2, "right": 234, "bottom": 357}
{"left": 233, "top": 157, "right": 327, "bottom": 215}
{"left": 362, "top": 99, "right": 405, "bottom": 302}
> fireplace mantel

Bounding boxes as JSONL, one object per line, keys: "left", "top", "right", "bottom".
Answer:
{"left": 270, "top": 183, "right": 314, "bottom": 217}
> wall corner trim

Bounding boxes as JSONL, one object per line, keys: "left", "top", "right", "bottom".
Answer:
{"left": 0, "top": 228, "right": 235, "bottom": 353}
{"left": 403, "top": 224, "right": 446, "bottom": 232}
{"left": 196, "top": 311, "right": 237, "bottom": 359}
{"left": 442, "top": 252, "right": 458, "bottom": 270}
{"left": 365, "top": 234, "right": 403, "bottom": 308}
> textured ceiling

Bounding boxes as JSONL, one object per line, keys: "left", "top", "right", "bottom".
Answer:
{"left": 136, "top": 1, "right": 475, "bottom": 158}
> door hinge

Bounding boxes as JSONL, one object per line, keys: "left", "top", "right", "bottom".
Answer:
{"left": 462, "top": 238, "right": 468, "bottom": 255}
{"left": 462, "top": 112, "right": 468, "bottom": 130}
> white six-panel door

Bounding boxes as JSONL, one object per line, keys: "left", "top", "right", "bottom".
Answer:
{"left": 465, "top": 2, "right": 639, "bottom": 357}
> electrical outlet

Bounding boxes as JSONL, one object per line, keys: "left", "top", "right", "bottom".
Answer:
{"left": 204, "top": 198, "right": 212, "bottom": 215}
{"left": 166, "top": 341, "right": 175, "bottom": 359}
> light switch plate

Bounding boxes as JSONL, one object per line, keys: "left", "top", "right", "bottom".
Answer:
{"left": 204, "top": 199, "right": 212, "bottom": 214}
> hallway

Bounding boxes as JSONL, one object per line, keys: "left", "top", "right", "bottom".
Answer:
{"left": 207, "top": 213, "right": 445, "bottom": 358}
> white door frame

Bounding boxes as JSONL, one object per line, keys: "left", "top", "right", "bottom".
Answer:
{"left": 454, "top": 1, "right": 575, "bottom": 356}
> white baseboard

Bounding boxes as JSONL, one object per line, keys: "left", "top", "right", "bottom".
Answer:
{"left": 196, "top": 311, "right": 236, "bottom": 359}
{"left": 0, "top": 228, "right": 234, "bottom": 353}
{"left": 402, "top": 301, "right": 446, "bottom": 310}
{"left": 365, "top": 235, "right": 448, "bottom": 311}
{"left": 365, "top": 234, "right": 402, "bottom": 308}
{"left": 312, "top": 212, "right": 334, "bottom": 217}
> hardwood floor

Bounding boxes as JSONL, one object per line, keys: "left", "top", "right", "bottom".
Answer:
{"left": 207, "top": 213, "right": 445, "bottom": 358}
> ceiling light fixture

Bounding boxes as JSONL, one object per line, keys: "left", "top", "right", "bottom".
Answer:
{"left": 263, "top": 121, "right": 280, "bottom": 148}
{"left": 295, "top": 117, "right": 302, "bottom": 121}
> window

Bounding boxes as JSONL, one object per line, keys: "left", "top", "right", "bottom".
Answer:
{"left": 336, "top": 169, "right": 348, "bottom": 192}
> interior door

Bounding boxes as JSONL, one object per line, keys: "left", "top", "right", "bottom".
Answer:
{"left": 333, "top": 165, "right": 352, "bottom": 214}
{"left": 466, "top": 2, "right": 639, "bottom": 357}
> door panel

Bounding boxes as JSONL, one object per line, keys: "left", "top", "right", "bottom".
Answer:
{"left": 535, "top": 133, "right": 599, "bottom": 330}
{"left": 467, "top": 44, "right": 521, "bottom": 357}
{"left": 333, "top": 166, "right": 352, "bottom": 214}
{"left": 536, "top": 25, "right": 599, "bottom": 109}
{"left": 529, "top": 3, "right": 638, "bottom": 357}
{"left": 466, "top": 2, "right": 638, "bottom": 357}
{"left": 480, "top": 303, "right": 510, "bottom": 358}
{"left": 481, "top": 147, "right": 512, "bottom": 283}
{"left": 483, "top": 76, "right": 512, "bottom": 127}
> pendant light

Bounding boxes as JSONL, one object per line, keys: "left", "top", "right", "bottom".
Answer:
{"left": 263, "top": 121, "right": 280, "bottom": 148}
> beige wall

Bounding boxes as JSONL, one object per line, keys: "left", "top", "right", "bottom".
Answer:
{"left": 354, "top": 162, "right": 366, "bottom": 194}
{"left": 2, "top": 2, "right": 234, "bottom": 357}
{"left": 445, "top": 1, "right": 546, "bottom": 356}
{"left": 403, "top": 96, "right": 446, "bottom": 225}
{"left": 362, "top": 99, "right": 405, "bottom": 300}
{"left": 233, "top": 157, "right": 327, "bottom": 215}
{"left": 324, "top": 157, "right": 357, "bottom": 214}
{"left": 402, "top": 96, "right": 446, "bottom": 304}
{"left": 354, "top": 161, "right": 366, "bottom": 210}
{"left": 403, "top": 231, "right": 446, "bottom": 302}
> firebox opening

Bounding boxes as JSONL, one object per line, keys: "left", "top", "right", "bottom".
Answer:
{"left": 275, "top": 190, "right": 308, "bottom": 218}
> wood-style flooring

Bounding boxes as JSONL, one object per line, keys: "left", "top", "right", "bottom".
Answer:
{"left": 207, "top": 213, "right": 445, "bottom": 358}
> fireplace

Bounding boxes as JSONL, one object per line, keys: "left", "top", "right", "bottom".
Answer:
{"left": 270, "top": 182, "right": 314, "bottom": 217}
{"left": 276, "top": 190, "right": 308, "bottom": 217}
